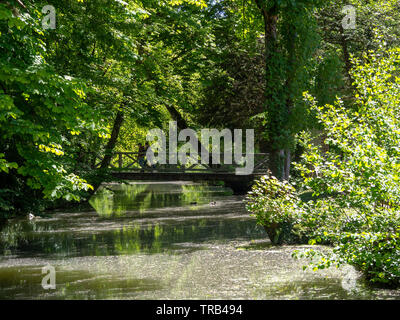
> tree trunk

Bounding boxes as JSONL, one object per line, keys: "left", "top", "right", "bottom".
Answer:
{"left": 281, "top": 28, "right": 297, "bottom": 181}
{"left": 89, "top": 109, "right": 124, "bottom": 194}
{"left": 164, "top": 104, "right": 188, "bottom": 131}
{"left": 165, "top": 104, "right": 212, "bottom": 166}
{"left": 254, "top": 1, "right": 281, "bottom": 178}
{"left": 339, "top": 24, "right": 353, "bottom": 86}
{"left": 284, "top": 149, "right": 291, "bottom": 181}
{"left": 100, "top": 110, "right": 124, "bottom": 169}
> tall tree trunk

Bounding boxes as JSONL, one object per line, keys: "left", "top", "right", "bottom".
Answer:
{"left": 100, "top": 110, "right": 124, "bottom": 169}
{"left": 281, "top": 29, "right": 297, "bottom": 181}
{"left": 254, "top": 0, "right": 282, "bottom": 178}
{"left": 339, "top": 24, "right": 353, "bottom": 86}
{"left": 89, "top": 109, "right": 124, "bottom": 194}
{"left": 284, "top": 149, "right": 291, "bottom": 180}
{"left": 164, "top": 104, "right": 189, "bottom": 132}
{"left": 165, "top": 104, "right": 213, "bottom": 166}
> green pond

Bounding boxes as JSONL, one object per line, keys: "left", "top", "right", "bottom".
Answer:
{"left": 0, "top": 181, "right": 400, "bottom": 299}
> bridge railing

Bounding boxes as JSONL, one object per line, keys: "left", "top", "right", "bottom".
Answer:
{"left": 94, "top": 152, "right": 269, "bottom": 174}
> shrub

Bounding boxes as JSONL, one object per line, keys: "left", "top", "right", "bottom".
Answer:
{"left": 245, "top": 174, "right": 308, "bottom": 244}
{"left": 249, "top": 42, "right": 400, "bottom": 287}
{"left": 292, "top": 42, "right": 400, "bottom": 287}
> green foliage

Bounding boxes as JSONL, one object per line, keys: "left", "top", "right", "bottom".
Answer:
{"left": 300, "top": 45, "right": 400, "bottom": 212}
{"left": 196, "top": 2, "right": 265, "bottom": 129}
{"left": 293, "top": 230, "right": 400, "bottom": 285}
{"left": 336, "top": 232, "right": 400, "bottom": 285}
{"left": 0, "top": 2, "right": 108, "bottom": 216}
{"left": 246, "top": 174, "right": 299, "bottom": 225}
{"left": 292, "top": 43, "right": 400, "bottom": 287}
{"left": 246, "top": 174, "right": 309, "bottom": 244}
{"left": 247, "top": 41, "right": 400, "bottom": 286}
{"left": 0, "top": 0, "right": 212, "bottom": 217}
{"left": 312, "top": 50, "right": 344, "bottom": 107}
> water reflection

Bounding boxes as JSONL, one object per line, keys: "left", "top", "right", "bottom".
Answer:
{"left": 1, "top": 182, "right": 400, "bottom": 300}
{"left": 0, "top": 217, "right": 264, "bottom": 258}
{"left": 89, "top": 182, "right": 232, "bottom": 217}
{"left": 0, "top": 182, "right": 263, "bottom": 258}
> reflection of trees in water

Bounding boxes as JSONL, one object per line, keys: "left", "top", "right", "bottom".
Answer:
{"left": 0, "top": 221, "right": 26, "bottom": 252}
{"left": 110, "top": 219, "right": 264, "bottom": 255}
{"left": 89, "top": 183, "right": 231, "bottom": 217}
{"left": 1, "top": 218, "right": 265, "bottom": 257}
{"left": 0, "top": 219, "right": 48, "bottom": 253}
{"left": 2, "top": 183, "right": 256, "bottom": 257}
{"left": 89, "top": 188, "right": 115, "bottom": 217}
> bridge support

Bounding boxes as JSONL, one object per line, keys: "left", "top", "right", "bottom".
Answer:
{"left": 223, "top": 179, "right": 254, "bottom": 195}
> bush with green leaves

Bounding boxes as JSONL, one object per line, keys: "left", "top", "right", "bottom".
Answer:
{"left": 245, "top": 174, "right": 309, "bottom": 244}
{"left": 293, "top": 230, "right": 400, "bottom": 286}
{"left": 292, "top": 42, "right": 400, "bottom": 287}
{"left": 336, "top": 231, "right": 400, "bottom": 285}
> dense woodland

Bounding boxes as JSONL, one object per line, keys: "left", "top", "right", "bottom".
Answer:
{"left": 2, "top": 0, "right": 400, "bottom": 286}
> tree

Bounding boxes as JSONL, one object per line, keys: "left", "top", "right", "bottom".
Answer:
{"left": 0, "top": 0, "right": 211, "bottom": 215}
{"left": 250, "top": 0, "right": 321, "bottom": 180}
{"left": 0, "top": 1, "right": 108, "bottom": 215}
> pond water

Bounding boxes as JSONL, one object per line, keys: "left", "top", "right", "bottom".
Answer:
{"left": 0, "top": 181, "right": 400, "bottom": 300}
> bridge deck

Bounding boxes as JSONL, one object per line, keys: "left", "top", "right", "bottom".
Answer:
{"left": 99, "top": 152, "right": 269, "bottom": 194}
{"left": 110, "top": 171, "right": 265, "bottom": 194}
{"left": 111, "top": 170, "right": 265, "bottom": 180}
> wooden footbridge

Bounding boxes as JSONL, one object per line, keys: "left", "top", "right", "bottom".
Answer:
{"left": 95, "top": 152, "right": 269, "bottom": 194}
